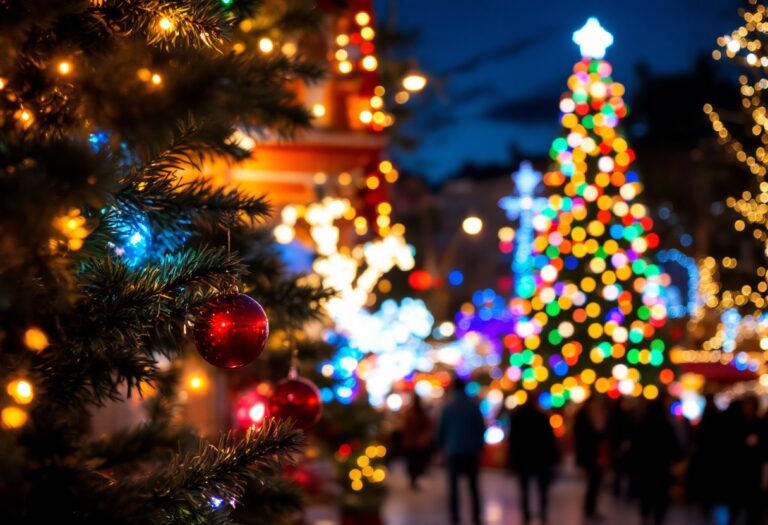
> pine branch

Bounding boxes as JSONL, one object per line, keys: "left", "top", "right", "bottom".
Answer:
{"left": 149, "top": 419, "right": 303, "bottom": 523}
{"left": 79, "top": 246, "right": 245, "bottom": 321}
{"left": 31, "top": 248, "right": 245, "bottom": 406}
{"left": 86, "top": 421, "right": 195, "bottom": 472}
{"left": 135, "top": 121, "right": 250, "bottom": 177}
{"left": 84, "top": 368, "right": 195, "bottom": 471}
{"left": 91, "top": 0, "right": 234, "bottom": 51}
{"left": 249, "top": 277, "right": 333, "bottom": 330}
{"left": 231, "top": 474, "right": 304, "bottom": 525}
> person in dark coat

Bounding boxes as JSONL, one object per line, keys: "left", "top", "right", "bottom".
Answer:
{"left": 507, "top": 400, "right": 558, "bottom": 523}
{"left": 725, "top": 396, "right": 765, "bottom": 525}
{"left": 401, "top": 394, "right": 434, "bottom": 490}
{"left": 686, "top": 395, "right": 728, "bottom": 519}
{"left": 574, "top": 395, "right": 607, "bottom": 519}
{"left": 606, "top": 397, "right": 633, "bottom": 498}
{"left": 629, "top": 397, "right": 682, "bottom": 525}
{"left": 438, "top": 376, "right": 487, "bottom": 525}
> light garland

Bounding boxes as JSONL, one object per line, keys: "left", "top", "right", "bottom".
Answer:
{"left": 656, "top": 249, "right": 702, "bottom": 318}
{"left": 499, "top": 161, "right": 549, "bottom": 299}
{"left": 337, "top": 442, "right": 387, "bottom": 493}
{"left": 708, "top": 0, "right": 768, "bottom": 179}
{"left": 704, "top": 0, "right": 768, "bottom": 319}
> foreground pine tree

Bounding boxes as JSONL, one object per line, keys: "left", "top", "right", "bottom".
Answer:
{"left": 0, "top": 1, "right": 329, "bottom": 523}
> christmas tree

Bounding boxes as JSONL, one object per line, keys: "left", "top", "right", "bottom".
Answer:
{"left": 513, "top": 19, "right": 670, "bottom": 409}
{"left": 0, "top": 1, "right": 330, "bottom": 523}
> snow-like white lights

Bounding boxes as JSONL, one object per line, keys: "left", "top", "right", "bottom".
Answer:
{"left": 612, "top": 363, "right": 628, "bottom": 380}
{"left": 573, "top": 17, "right": 613, "bottom": 59}
{"left": 597, "top": 156, "right": 614, "bottom": 172}
{"left": 386, "top": 393, "right": 403, "bottom": 411}
{"left": 437, "top": 321, "right": 455, "bottom": 338}
{"left": 484, "top": 425, "right": 505, "bottom": 445}
{"left": 570, "top": 385, "right": 587, "bottom": 403}
{"left": 540, "top": 264, "right": 558, "bottom": 282}
{"left": 462, "top": 216, "right": 483, "bottom": 235}
{"left": 273, "top": 224, "right": 294, "bottom": 244}
{"left": 402, "top": 72, "right": 427, "bottom": 92}
{"left": 248, "top": 403, "right": 266, "bottom": 424}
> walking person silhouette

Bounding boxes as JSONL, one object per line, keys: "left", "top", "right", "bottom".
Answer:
{"left": 438, "top": 377, "right": 486, "bottom": 525}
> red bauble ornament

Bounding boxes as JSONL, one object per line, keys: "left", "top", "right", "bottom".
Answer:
{"left": 194, "top": 293, "right": 268, "bottom": 369}
{"left": 269, "top": 377, "right": 322, "bottom": 431}
{"left": 234, "top": 387, "right": 271, "bottom": 430}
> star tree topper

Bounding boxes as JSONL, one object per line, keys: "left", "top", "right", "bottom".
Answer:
{"left": 573, "top": 17, "right": 613, "bottom": 59}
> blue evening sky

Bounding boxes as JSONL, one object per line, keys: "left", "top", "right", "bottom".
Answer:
{"left": 375, "top": 0, "right": 739, "bottom": 182}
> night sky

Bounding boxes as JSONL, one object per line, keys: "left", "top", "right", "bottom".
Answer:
{"left": 375, "top": 0, "right": 739, "bottom": 183}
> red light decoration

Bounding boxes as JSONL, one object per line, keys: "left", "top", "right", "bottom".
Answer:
{"left": 234, "top": 387, "right": 271, "bottom": 429}
{"left": 408, "top": 270, "right": 432, "bottom": 291}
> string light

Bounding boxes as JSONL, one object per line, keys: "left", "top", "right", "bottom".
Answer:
{"left": 360, "top": 27, "right": 375, "bottom": 41}
{"left": 150, "top": 73, "right": 162, "bottom": 85}
{"left": 700, "top": 2, "right": 768, "bottom": 365}
{"left": 158, "top": 17, "right": 174, "bottom": 32}
{"left": 7, "top": 379, "right": 34, "bottom": 404}
{"left": 15, "top": 108, "right": 33, "bottom": 128}
{"left": 462, "top": 216, "right": 483, "bottom": 235}
{"left": 258, "top": 37, "right": 274, "bottom": 53}
{"left": 312, "top": 103, "right": 326, "bottom": 118}
{"left": 340, "top": 442, "right": 386, "bottom": 493}
{"left": 361, "top": 56, "right": 378, "bottom": 71}
{"left": 402, "top": 73, "right": 427, "bottom": 93}
{"left": 24, "top": 327, "right": 49, "bottom": 352}
{"left": 57, "top": 61, "right": 72, "bottom": 75}
{"left": 53, "top": 207, "right": 88, "bottom": 250}
{"left": 1, "top": 407, "right": 27, "bottom": 429}
{"left": 499, "top": 161, "right": 549, "bottom": 297}
{"left": 187, "top": 372, "right": 208, "bottom": 393}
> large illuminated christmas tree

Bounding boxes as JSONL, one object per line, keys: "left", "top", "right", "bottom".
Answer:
{"left": 512, "top": 19, "right": 670, "bottom": 409}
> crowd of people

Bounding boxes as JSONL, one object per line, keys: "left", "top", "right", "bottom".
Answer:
{"left": 394, "top": 378, "right": 767, "bottom": 525}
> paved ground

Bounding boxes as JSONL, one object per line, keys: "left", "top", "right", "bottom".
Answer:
{"left": 308, "top": 461, "right": 726, "bottom": 525}
{"left": 381, "top": 464, "right": 706, "bottom": 525}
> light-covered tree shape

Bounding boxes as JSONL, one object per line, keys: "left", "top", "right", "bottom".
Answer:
{"left": 509, "top": 19, "right": 670, "bottom": 409}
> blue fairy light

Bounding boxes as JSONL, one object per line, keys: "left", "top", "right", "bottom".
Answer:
{"left": 88, "top": 132, "right": 110, "bottom": 152}
{"left": 721, "top": 308, "right": 741, "bottom": 352}
{"left": 657, "top": 249, "right": 701, "bottom": 318}
{"left": 109, "top": 209, "right": 152, "bottom": 268}
{"left": 499, "top": 161, "right": 548, "bottom": 297}
{"left": 448, "top": 269, "right": 464, "bottom": 286}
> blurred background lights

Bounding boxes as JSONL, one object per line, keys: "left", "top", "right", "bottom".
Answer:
{"left": 484, "top": 424, "right": 505, "bottom": 445}
{"left": 24, "top": 327, "right": 49, "bottom": 352}
{"left": 462, "top": 216, "right": 483, "bottom": 235}
{"left": 7, "top": 379, "right": 33, "bottom": 404}
{"left": 402, "top": 72, "right": 427, "bottom": 92}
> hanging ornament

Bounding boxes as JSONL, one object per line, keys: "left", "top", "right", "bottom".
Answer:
{"left": 234, "top": 387, "right": 271, "bottom": 430}
{"left": 269, "top": 376, "right": 323, "bottom": 431}
{"left": 194, "top": 293, "right": 269, "bottom": 368}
